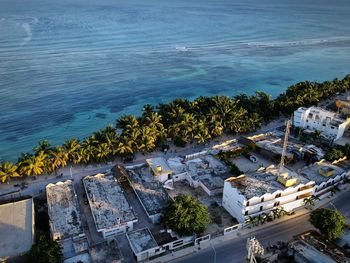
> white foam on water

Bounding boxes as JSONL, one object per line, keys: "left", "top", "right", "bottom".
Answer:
{"left": 21, "top": 22, "right": 32, "bottom": 45}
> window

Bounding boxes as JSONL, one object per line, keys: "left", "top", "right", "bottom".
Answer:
{"left": 323, "top": 124, "right": 326, "bottom": 127}
{"left": 245, "top": 211, "right": 248, "bottom": 216}
{"left": 275, "top": 193, "right": 281, "bottom": 198}
{"left": 261, "top": 197, "right": 264, "bottom": 202}
{"left": 331, "top": 126, "right": 335, "bottom": 129}
{"left": 260, "top": 206, "right": 263, "bottom": 211}
{"left": 274, "top": 201, "right": 280, "bottom": 207}
{"left": 246, "top": 201, "right": 250, "bottom": 206}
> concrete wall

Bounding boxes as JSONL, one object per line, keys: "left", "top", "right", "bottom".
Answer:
{"left": 222, "top": 182, "right": 246, "bottom": 223}
{"left": 100, "top": 220, "right": 137, "bottom": 238}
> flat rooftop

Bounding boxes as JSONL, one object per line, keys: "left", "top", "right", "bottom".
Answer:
{"left": 146, "top": 157, "right": 173, "bottom": 176}
{"left": 127, "top": 166, "right": 169, "bottom": 216}
{"left": 300, "top": 160, "right": 345, "bottom": 185}
{"left": 83, "top": 174, "right": 136, "bottom": 230}
{"left": 46, "top": 180, "right": 84, "bottom": 240}
{"left": 227, "top": 166, "right": 309, "bottom": 199}
{"left": 127, "top": 228, "right": 158, "bottom": 254}
{"left": 0, "top": 198, "right": 34, "bottom": 259}
{"left": 168, "top": 155, "right": 228, "bottom": 190}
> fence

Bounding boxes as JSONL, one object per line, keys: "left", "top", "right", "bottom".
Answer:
{"left": 185, "top": 150, "right": 209, "bottom": 160}
{"left": 223, "top": 224, "right": 242, "bottom": 235}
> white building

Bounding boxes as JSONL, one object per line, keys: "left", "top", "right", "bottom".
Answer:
{"left": 223, "top": 165, "right": 315, "bottom": 223}
{"left": 83, "top": 174, "right": 137, "bottom": 238}
{"left": 293, "top": 106, "right": 350, "bottom": 140}
{"left": 300, "top": 159, "right": 349, "bottom": 199}
{"left": 146, "top": 157, "right": 173, "bottom": 183}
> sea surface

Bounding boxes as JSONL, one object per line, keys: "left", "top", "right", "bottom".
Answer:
{"left": 0, "top": 0, "right": 350, "bottom": 162}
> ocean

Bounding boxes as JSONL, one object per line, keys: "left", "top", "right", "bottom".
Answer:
{"left": 0, "top": 0, "right": 350, "bottom": 161}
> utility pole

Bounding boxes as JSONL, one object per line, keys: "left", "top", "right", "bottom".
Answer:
{"left": 246, "top": 237, "right": 264, "bottom": 263}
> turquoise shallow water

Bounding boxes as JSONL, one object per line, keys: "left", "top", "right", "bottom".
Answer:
{"left": 0, "top": 0, "right": 350, "bottom": 161}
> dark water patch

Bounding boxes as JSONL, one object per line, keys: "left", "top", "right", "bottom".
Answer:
{"left": 266, "top": 81, "right": 280, "bottom": 86}
{"left": 5, "top": 135, "right": 18, "bottom": 142}
{"left": 95, "top": 113, "right": 107, "bottom": 119}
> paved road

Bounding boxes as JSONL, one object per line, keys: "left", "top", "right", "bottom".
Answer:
{"left": 173, "top": 191, "right": 350, "bottom": 263}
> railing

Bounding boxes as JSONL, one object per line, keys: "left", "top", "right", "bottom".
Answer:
{"left": 223, "top": 224, "right": 241, "bottom": 235}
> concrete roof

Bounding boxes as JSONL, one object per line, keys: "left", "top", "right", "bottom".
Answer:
{"left": 227, "top": 166, "right": 309, "bottom": 199}
{"left": 46, "top": 180, "right": 84, "bottom": 240}
{"left": 127, "top": 166, "right": 169, "bottom": 216}
{"left": 168, "top": 155, "right": 228, "bottom": 190}
{"left": 146, "top": 157, "right": 173, "bottom": 176}
{"left": 300, "top": 160, "right": 345, "bottom": 185}
{"left": 127, "top": 228, "right": 158, "bottom": 254}
{"left": 0, "top": 198, "right": 34, "bottom": 259}
{"left": 83, "top": 174, "right": 136, "bottom": 231}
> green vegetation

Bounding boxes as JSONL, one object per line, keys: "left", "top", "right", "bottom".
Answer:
{"left": 303, "top": 195, "right": 320, "bottom": 210}
{"left": 245, "top": 207, "right": 292, "bottom": 227}
{"left": 324, "top": 148, "right": 345, "bottom": 162}
{"left": 26, "top": 235, "right": 63, "bottom": 263}
{"left": 160, "top": 194, "right": 211, "bottom": 236}
{"left": 309, "top": 208, "right": 346, "bottom": 241}
{"left": 0, "top": 74, "right": 350, "bottom": 183}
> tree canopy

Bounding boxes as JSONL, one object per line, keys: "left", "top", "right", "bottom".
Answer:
{"left": 324, "top": 148, "right": 345, "bottom": 162}
{"left": 309, "top": 208, "right": 346, "bottom": 241}
{"left": 160, "top": 194, "right": 211, "bottom": 236}
{"left": 26, "top": 235, "right": 63, "bottom": 263}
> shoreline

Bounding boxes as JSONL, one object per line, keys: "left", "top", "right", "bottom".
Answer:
{"left": 0, "top": 73, "right": 349, "bottom": 185}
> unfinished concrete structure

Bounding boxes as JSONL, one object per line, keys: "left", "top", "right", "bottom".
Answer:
{"left": 301, "top": 159, "right": 349, "bottom": 199}
{"left": 83, "top": 174, "right": 137, "bottom": 238}
{"left": 222, "top": 165, "right": 315, "bottom": 223}
{"left": 167, "top": 155, "right": 229, "bottom": 196}
{"left": 46, "top": 180, "right": 85, "bottom": 241}
{"left": 0, "top": 198, "right": 34, "bottom": 260}
{"left": 288, "top": 231, "right": 350, "bottom": 263}
{"left": 240, "top": 132, "right": 324, "bottom": 162}
{"left": 126, "top": 165, "right": 169, "bottom": 223}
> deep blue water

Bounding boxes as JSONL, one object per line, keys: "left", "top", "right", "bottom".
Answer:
{"left": 0, "top": 0, "right": 350, "bottom": 161}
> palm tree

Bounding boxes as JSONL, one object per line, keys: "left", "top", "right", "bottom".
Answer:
{"left": 0, "top": 162, "right": 20, "bottom": 183}
{"left": 142, "top": 104, "right": 155, "bottom": 118}
{"left": 19, "top": 152, "right": 46, "bottom": 177}
{"left": 47, "top": 147, "right": 68, "bottom": 175}
{"left": 33, "top": 140, "right": 51, "bottom": 155}
{"left": 95, "top": 143, "right": 112, "bottom": 163}
{"left": 311, "top": 130, "right": 322, "bottom": 141}
{"left": 116, "top": 115, "right": 139, "bottom": 132}
{"left": 138, "top": 126, "right": 157, "bottom": 153}
{"left": 115, "top": 140, "right": 133, "bottom": 159}
{"left": 194, "top": 119, "right": 211, "bottom": 144}
{"left": 63, "top": 139, "right": 80, "bottom": 163}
